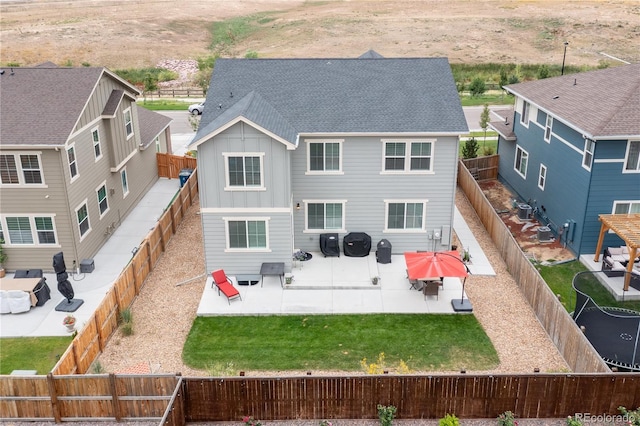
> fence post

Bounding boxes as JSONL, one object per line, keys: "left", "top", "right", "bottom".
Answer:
{"left": 46, "top": 373, "right": 62, "bottom": 423}
{"left": 109, "top": 373, "right": 122, "bottom": 421}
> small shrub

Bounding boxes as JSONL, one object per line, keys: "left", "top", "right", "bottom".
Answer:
{"left": 497, "top": 411, "right": 517, "bottom": 426}
{"left": 618, "top": 406, "right": 640, "bottom": 426}
{"left": 462, "top": 137, "right": 479, "bottom": 159}
{"left": 482, "top": 146, "right": 495, "bottom": 156}
{"left": 157, "top": 69, "right": 178, "bottom": 82}
{"left": 81, "top": 62, "right": 91, "bottom": 67}
{"left": 90, "top": 361, "right": 105, "bottom": 374}
{"left": 439, "top": 413, "right": 460, "bottom": 426}
{"left": 565, "top": 415, "right": 582, "bottom": 426}
{"left": 245, "top": 50, "right": 259, "bottom": 58}
{"left": 537, "top": 64, "right": 550, "bottom": 79}
{"left": 508, "top": 74, "right": 520, "bottom": 84}
{"left": 468, "top": 77, "right": 486, "bottom": 97}
{"left": 377, "top": 404, "right": 397, "bottom": 426}
{"left": 361, "top": 352, "right": 385, "bottom": 374}
{"left": 119, "top": 308, "right": 133, "bottom": 336}
{"left": 319, "top": 421, "right": 333, "bottom": 426}
{"left": 243, "top": 416, "right": 262, "bottom": 426}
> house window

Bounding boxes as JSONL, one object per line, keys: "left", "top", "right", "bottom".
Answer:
{"left": 624, "top": 140, "right": 640, "bottom": 172}
{"left": 224, "top": 153, "right": 264, "bottom": 190}
{"left": 307, "top": 140, "right": 342, "bottom": 173}
{"left": 227, "top": 219, "right": 268, "bottom": 249}
{"left": 67, "top": 145, "right": 78, "bottom": 180}
{"left": 613, "top": 201, "right": 640, "bottom": 214}
{"left": 544, "top": 115, "right": 553, "bottom": 143}
{"left": 35, "top": 217, "right": 56, "bottom": 244}
{"left": 385, "top": 201, "right": 425, "bottom": 231}
{"left": 5, "top": 217, "right": 33, "bottom": 244}
{"left": 582, "top": 138, "right": 595, "bottom": 170}
{"left": 155, "top": 137, "right": 161, "bottom": 153}
{"left": 97, "top": 183, "right": 109, "bottom": 216}
{"left": 538, "top": 164, "right": 547, "bottom": 190}
{"left": 383, "top": 140, "right": 434, "bottom": 172}
{"left": 0, "top": 154, "right": 44, "bottom": 185}
{"left": 120, "top": 168, "right": 129, "bottom": 197}
{"left": 305, "top": 201, "right": 345, "bottom": 231}
{"left": 521, "top": 100, "right": 530, "bottom": 126}
{"left": 1, "top": 216, "right": 58, "bottom": 245}
{"left": 124, "top": 108, "right": 133, "bottom": 138}
{"left": 92, "top": 128, "right": 102, "bottom": 160}
{"left": 514, "top": 145, "right": 528, "bottom": 178}
{"left": 76, "top": 202, "right": 90, "bottom": 238}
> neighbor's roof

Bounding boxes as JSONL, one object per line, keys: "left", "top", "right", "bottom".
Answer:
{"left": 137, "top": 106, "right": 172, "bottom": 147}
{"left": 504, "top": 63, "right": 640, "bottom": 139}
{"left": 193, "top": 56, "right": 468, "bottom": 146}
{"left": 0, "top": 65, "right": 141, "bottom": 147}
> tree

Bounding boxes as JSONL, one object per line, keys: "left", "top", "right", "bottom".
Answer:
{"left": 143, "top": 73, "right": 157, "bottom": 102}
{"left": 468, "top": 77, "right": 486, "bottom": 97}
{"left": 461, "top": 137, "right": 479, "bottom": 159}
{"left": 479, "top": 103, "right": 490, "bottom": 150}
{"left": 537, "top": 64, "right": 550, "bottom": 79}
{"left": 499, "top": 67, "right": 508, "bottom": 89}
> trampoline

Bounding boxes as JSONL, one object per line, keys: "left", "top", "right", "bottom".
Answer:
{"left": 572, "top": 270, "right": 640, "bottom": 371}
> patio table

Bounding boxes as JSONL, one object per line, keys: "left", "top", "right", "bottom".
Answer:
{"left": 0, "top": 278, "right": 41, "bottom": 307}
{"left": 260, "top": 262, "right": 285, "bottom": 287}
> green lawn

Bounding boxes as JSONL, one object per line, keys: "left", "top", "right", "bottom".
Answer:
{"left": 0, "top": 336, "right": 73, "bottom": 374}
{"left": 137, "top": 99, "right": 191, "bottom": 110}
{"left": 460, "top": 92, "right": 514, "bottom": 107}
{"left": 183, "top": 314, "right": 499, "bottom": 373}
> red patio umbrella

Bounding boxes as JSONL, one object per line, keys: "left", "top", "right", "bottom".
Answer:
{"left": 404, "top": 251, "right": 472, "bottom": 312}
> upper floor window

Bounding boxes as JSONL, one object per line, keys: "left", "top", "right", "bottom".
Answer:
{"left": 538, "top": 164, "right": 547, "bottom": 190}
{"left": 155, "top": 137, "right": 161, "bottom": 153}
{"left": 382, "top": 140, "right": 433, "bottom": 173}
{"left": 92, "top": 127, "right": 102, "bottom": 160}
{"left": 224, "top": 153, "right": 264, "bottom": 190}
{"left": 514, "top": 145, "right": 528, "bottom": 178}
{"left": 624, "top": 140, "right": 640, "bottom": 172}
{"left": 121, "top": 168, "right": 129, "bottom": 197}
{"left": 582, "top": 138, "right": 595, "bottom": 170}
{"left": 544, "top": 115, "right": 553, "bottom": 143}
{"left": 76, "top": 201, "right": 91, "bottom": 239}
{"left": 521, "top": 100, "right": 530, "bottom": 126}
{"left": 307, "top": 140, "right": 342, "bottom": 173}
{"left": 0, "top": 153, "right": 44, "bottom": 185}
{"left": 385, "top": 201, "right": 426, "bottom": 231}
{"left": 97, "top": 183, "right": 109, "bottom": 216}
{"left": 124, "top": 108, "right": 133, "bottom": 138}
{"left": 67, "top": 145, "right": 78, "bottom": 180}
{"left": 305, "top": 201, "right": 345, "bottom": 232}
{"left": 226, "top": 219, "right": 268, "bottom": 250}
{"left": 1, "top": 215, "right": 57, "bottom": 245}
{"left": 613, "top": 201, "right": 640, "bottom": 215}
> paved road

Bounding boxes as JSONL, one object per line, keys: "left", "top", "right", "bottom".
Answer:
{"left": 463, "top": 105, "right": 511, "bottom": 132}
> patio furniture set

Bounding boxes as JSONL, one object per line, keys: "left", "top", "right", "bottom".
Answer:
{"left": 602, "top": 246, "right": 640, "bottom": 290}
{"left": 0, "top": 269, "right": 51, "bottom": 314}
{"left": 211, "top": 262, "right": 286, "bottom": 304}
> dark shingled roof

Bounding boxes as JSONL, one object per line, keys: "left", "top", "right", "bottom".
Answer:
{"left": 137, "top": 107, "right": 172, "bottom": 148}
{"left": 102, "top": 90, "right": 125, "bottom": 117}
{"left": 505, "top": 63, "right": 640, "bottom": 138}
{"left": 194, "top": 57, "right": 468, "bottom": 145}
{"left": 0, "top": 66, "right": 140, "bottom": 147}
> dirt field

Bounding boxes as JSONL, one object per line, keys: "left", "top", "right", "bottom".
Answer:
{"left": 1, "top": 0, "right": 639, "bottom": 69}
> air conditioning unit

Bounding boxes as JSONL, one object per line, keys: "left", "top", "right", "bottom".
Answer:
{"left": 537, "top": 226, "right": 552, "bottom": 242}
{"left": 517, "top": 203, "right": 532, "bottom": 220}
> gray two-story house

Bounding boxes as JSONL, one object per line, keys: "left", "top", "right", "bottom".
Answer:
{"left": 490, "top": 63, "right": 640, "bottom": 256}
{"left": 0, "top": 64, "right": 172, "bottom": 271}
{"left": 189, "top": 54, "right": 468, "bottom": 274}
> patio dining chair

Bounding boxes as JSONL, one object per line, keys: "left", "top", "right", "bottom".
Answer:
{"left": 422, "top": 280, "right": 440, "bottom": 301}
{"left": 211, "top": 269, "right": 242, "bottom": 305}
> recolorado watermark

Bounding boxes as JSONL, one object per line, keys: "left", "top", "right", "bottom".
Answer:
{"left": 573, "top": 412, "right": 636, "bottom": 424}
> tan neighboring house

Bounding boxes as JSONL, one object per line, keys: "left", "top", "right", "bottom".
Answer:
{"left": 0, "top": 64, "right": 172, "bottom": 272}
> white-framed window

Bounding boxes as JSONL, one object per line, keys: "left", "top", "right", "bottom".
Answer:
{"left": 121, "top": 168, "right": 129, "bottom": 197}
{"left": 67, "top": 145, "right": 78, "bottom": 181}
{"left": 0, "top": 153, "right": 44, "bottom": 186}
{"left": 306, "top": 140, "right": 343, "bottom": 174}
{"left": 382, "top": 139, "right": 434, "bottom": 173}
{"left": 582, "top": 138, "right": 595, "bottom": 170}
{"left": 304, "top": 201, "right": 346, "bottom": 232}
{"left": 96, "top": 182, "right": 109, "bottom": 217}
{"left": 538, "top": 164, "right": 547, "bottom": 190}
{"left": 155, "top": 137, "right": 161, "bottom": 153}
{"left": 624, "top": 140, "right": 640, "bottom": 173}
{"left": 514, "top": 145, "right": 528, "bottom": 178}
{"left": 124, "top": 108, "right": 133, "bottom": 138}
{"left": 223, "top": 153, "right": 265, "bottom": 190}
{"left": 1, "top": 215, "right": 58, "bottom": 245}
{"left": 544, "top": 115, "right": 553, "bottom": 143}
{"left": 92, "top": 127, "right": 102, "bottom": 160}
{"left": 224, "top": 218, "right": 269, "bottom": 251}
{"left": 384, "top": 200, "right": 427, "bottom": 232}
{"left": 613, "top": 201, "right": 640, "bottom": 215}
{"left": 520, "top": 100, "right": 530, "bottom": 127}
{"left": 75, "top": 201, "right": 91, "bottom": 239}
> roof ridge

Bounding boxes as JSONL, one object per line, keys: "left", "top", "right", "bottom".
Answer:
{"left": 592, "top": 69, "right": 640, "bottom": 136}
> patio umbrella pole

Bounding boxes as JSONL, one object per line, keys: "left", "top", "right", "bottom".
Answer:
{"left": 451, "top": 275, "right": 473, "bottom": 313}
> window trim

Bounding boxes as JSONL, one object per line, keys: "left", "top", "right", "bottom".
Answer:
{"left": 623, "top": 140, "right": 640, "bottom": 173}
{"left": 67, "top": 143, "right": 79, "bottom": 183}
{"left": 514, "top": 145, "right": 529, "bottom": 179}
{"left": 223, "top": 152, "right": 266, "bottom": 191}
{"left": 75, "top": 200, "right": 91, "bottom": 241}
{"left": 0, "top": 152, "right": 46, "bottom": 187}
{"left": 305, "top": 139, "right": 344, "bottom": 175}
{"left": 1, "top": 214, "right": 59, "bottom": 247}
{"left": 544, "top": 115, "right": 553, "bottom": 143}
{"left": 121, "top": 168, "right": 129, "bottom": 198}
{"left": 96, "top": 181, "right": 109, "bottom": 218}
{"left": 612, "top": 200, "right": 640, "bottom": 215}
{"left": 383, "top": 199, "right": 428, "bottom": 233}
{"left": 381, "top": 139, "right": 435, "bottom": 174}
{"left": 302, "top": 200, "right": 347, "bottom": 233}
{"left": 538, "top": 164, "right": 547, "bottom": 190}
{"left": 91, "top": 126, "right": 103, "bottom": 161}
{"left": 520, "top": 100, "right": 530, "bottom": 127}
{"left": 223, "top": 217, "right": 270, "bottom": 252}
{"left": 124, "top": 107, "right": 134, "bottom": 139}
{"left": 582, "top": 138, "right": 595, "bottom": 171}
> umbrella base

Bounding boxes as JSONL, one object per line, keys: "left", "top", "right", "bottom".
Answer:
{"left": 55, "top": 298, "right": 84, "bottom": 312}
{"left": 451, "top": 299, "right": 473, "bottom": 312}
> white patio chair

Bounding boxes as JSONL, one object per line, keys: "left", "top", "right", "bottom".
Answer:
{"left": 7, "top": 290, "right": 31, "bottom": 314}
{"left": 0, "top": 290, "right": 11, "bottom": 314}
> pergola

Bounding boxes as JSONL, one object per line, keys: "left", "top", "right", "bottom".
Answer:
{"left": 593, "top": 213, "right": 640, "bottom": 291}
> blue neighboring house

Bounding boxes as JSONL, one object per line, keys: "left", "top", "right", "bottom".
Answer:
{"left": 490, "top": 63, "right": 640, "bottom": 256}
{"left": 188, "top": 53, "right": 468, "bottom": 275}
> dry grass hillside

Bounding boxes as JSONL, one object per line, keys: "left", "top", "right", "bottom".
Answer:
{"left": 1, "top": 0, "right": 639, "bottom": 68}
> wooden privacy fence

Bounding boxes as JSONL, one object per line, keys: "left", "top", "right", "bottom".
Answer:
{"left": 157, "top": 152, "right": 197, "bottom": 179}
{"left": 456, "top": 161, "right": 609, "bottom": 373}
{"left": 50, "top": 171, "right": 199, "bottom": 375}
{"left": 145, "top": 88, "right": 205, "bottom": 98}
{"left": 461, "top": 154, "right": 499, "bottom": 181}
